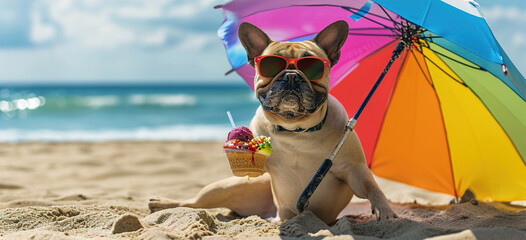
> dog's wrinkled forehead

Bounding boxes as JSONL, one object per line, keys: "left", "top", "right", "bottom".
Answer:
{"left": 262, "top": 41, "right": 327, "bottom": 59}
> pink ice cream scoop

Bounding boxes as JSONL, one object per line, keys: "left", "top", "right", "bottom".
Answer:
{"left": 227, "top": 126, "right": 253, "bottom": 141}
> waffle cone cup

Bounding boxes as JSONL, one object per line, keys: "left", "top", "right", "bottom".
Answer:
{"left": 224, "top": 149, "right": 267, "bottom": 177}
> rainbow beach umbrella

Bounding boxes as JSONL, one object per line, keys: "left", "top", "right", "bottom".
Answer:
{"left": 216, "top": 0, "right": 526, "bottom": 204}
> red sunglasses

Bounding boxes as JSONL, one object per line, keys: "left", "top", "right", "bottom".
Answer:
{"left": 254, "top": 55, "right": 330, "bottom": 81}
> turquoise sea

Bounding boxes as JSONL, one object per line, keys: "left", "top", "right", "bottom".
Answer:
{"left": 0, "top": 84, "right": 259, "bottom": 142}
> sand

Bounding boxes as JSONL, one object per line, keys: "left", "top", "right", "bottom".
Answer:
{"left": 0, "top": 141, "right": 525, "bottom": 239}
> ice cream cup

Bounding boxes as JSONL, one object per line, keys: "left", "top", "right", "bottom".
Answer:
{"left": 223, "top": 149, "right": 267, "bottom": 177}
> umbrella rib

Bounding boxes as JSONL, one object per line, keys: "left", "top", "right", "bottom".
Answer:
{"left": 423, "top": 36, "right": 443, "bottom": 39}
{"left": 348, "top": 33, "right": 399, "bottom": 37}
{"left": 379, "top": 5, "right": 399, "bottom": 28}
{"left": 339, "top": 6, "right": 399, "bottom": 23}
{"left": 424, "top": 56, "right": 465, "bottom": 86}
{"left": 410, "top": 49, "right": 434, "bottom": 87}
{"left": 414, "top": 48, "right": 467, "bottom": 86}
{"left": 423, "top": 46, "right": 486, "bottom": 71}
{"left": 349, "top": 27, "right": 398, "bottom": 31}
{"left": 343, "top": 8, "right": 399, "bottom": 34}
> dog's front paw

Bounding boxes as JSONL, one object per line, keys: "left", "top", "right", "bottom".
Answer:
{"left": 148, "top": 197, "right": 182, "bottom": 213}
{"left": 371, "top": 204, "right": 398, "bottom": 221}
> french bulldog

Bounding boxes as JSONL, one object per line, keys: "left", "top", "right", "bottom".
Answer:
{"left": 149, "top": 20, "right": 397, "bottom": 224}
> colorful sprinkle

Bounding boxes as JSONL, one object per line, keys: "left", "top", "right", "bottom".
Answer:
{"left": 223, "top": 135, "right": 272, "bottom": 155}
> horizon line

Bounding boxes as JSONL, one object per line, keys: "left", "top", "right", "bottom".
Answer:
{"left": 0, "top": 81, "right": 249, "bottom": 87}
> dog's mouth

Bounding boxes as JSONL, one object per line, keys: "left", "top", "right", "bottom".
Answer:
{"left": 257, "top": 70, "right": 327, "bottom": 120}
{"left": 259, "top": 91, "right": 315, "bottom": 119}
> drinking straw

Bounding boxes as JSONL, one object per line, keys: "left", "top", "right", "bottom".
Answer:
{"left": 227, "top": 111, "right": 236, "bottom": 128}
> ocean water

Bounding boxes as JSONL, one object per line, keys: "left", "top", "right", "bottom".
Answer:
{"left": 0, "top": 84, "right": 259, "bottom": 142}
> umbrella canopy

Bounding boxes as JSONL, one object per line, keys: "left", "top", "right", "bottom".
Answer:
{"left": 216, "top": 0, "right": 526, "bottom": 202}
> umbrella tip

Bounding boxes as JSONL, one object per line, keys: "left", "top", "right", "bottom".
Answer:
{"left": 225, "top": 69, "right": 235, "bottom": 76}
{"left": 214, "top": 5, "right": 223, "bottom": 9}
{"left": 468, "top": 0, "right": 479, "bottom": 7}
{"left": 502, "top": 64, "right": 508, "bottom": 76}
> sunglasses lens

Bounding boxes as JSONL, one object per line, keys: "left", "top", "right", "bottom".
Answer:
{"left": 259, "top": 56, "right": 287, "bottom": 78}
{"left": 298, "top": 58, "right": 325, "bottom": 80}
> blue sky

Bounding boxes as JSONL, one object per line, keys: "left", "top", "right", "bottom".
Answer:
{"left": 0, "top": 0, "right": 524, "bottom": 85}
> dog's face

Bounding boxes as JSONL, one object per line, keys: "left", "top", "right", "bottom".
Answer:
{"left": 238, "top": 21, "right": 349, "bottom": 127}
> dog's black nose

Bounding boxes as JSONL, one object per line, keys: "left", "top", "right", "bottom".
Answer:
{"left": 277, "top": 71, "right": 304, "bottom": 91}
{"left": 284, "top": 72, "right": 301, "bottom": 83}
{"left": 280, "top": 72, "right": 303, "bottom": 84}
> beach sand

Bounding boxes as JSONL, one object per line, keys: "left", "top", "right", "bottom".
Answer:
{"left": 0, "top": 141, "right": 525, "bottom": 239}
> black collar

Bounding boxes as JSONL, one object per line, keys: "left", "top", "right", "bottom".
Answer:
{"left": 274, "top": 110, "right": 328, "bottom": 133}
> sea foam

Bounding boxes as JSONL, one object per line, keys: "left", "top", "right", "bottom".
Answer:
{"left": 128, "top": 94, "right": 197, "bottom": 107}
{"left": 0, "top": 125, "right": 230, "bottom": 142}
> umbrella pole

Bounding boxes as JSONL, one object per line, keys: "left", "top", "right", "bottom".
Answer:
{"left": 297, "top": 40, "right": 407, "bottom": 213}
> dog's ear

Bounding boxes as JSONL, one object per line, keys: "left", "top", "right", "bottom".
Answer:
{"left": 312, "top": 21, "right": 349, "bottom": 66}
{"left": 238, "top": 22, "right": 272, "bottom": 66}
